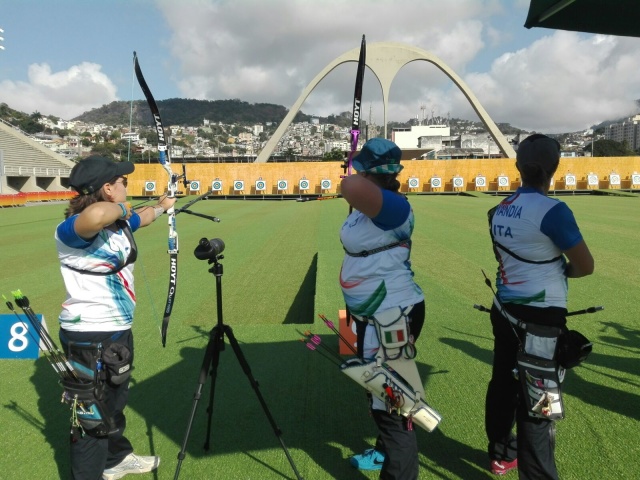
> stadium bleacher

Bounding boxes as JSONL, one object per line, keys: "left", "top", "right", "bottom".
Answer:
{"left": 0, "top": 120, "right": 76, "bottom": 200}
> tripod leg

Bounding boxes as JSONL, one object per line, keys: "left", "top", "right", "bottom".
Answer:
{"left": 203, "top": 329, "right": 224, "bottom": 451}
{"left": 223, "top": 325, "right": 304, "bottom": 480}
{"left": 174, "top": 326, "right": 223, "bottom": 480}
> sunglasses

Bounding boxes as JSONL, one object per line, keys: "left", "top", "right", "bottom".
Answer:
{"left": 114, "top": 177, "right": 128, "bottom": 187}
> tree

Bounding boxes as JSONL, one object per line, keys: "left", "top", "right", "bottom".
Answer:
{"left": 592, "top": 139, "right": 634, "bottom": 157}
{"left": 284, "top": 147, "right": 296, "bottom": 161}
{"left": 323, "top": 148, "right": 345, "bottom": 161}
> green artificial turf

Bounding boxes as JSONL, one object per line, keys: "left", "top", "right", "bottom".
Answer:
{"left": 0, "top": 195, "right": 638, "bottom": 479}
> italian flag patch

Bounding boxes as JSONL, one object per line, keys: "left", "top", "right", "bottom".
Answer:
{"left": 384, "top": 329, "right": 405, "bottom": 344}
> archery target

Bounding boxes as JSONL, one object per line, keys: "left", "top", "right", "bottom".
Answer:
{"left": 452, "top": 177, "right": 464, "bottom": 188}
{"left": 609, "top": 174, "right": 620, "bottom": 186}
{"left": 211, "top": 180, "right": 223, "bottom": 191}
{"left": 145, "top": 181, "right": 156, "bottom": 192}
{"left": 632, "top": 174, "right": 640, "bottom": 185}
{"left": 255, "top": 180, "right": 266, "bottom": 191}
{"left": 498, "top": 176, "right": 509, "bottom": 187}
{"left": 299, "top": 179, "right": 310, "bottom": 190}
{"left": 430, "top": 177, "right": 442, "bottom": 188}
{"left": 321, "top": 179, "right": 332, "bottom": 190}
{"left": 234, "top": 180, "right": 244, "bottom": 191}
{"left": 277, "top": 180, "right": 288, "bottom": 191}
{"left": 475, "top": 176, "right": 486, "bottom": 187}
{"left": 189, "top": 181, "right": 200, "bottom": 191}
{"left": 587, "top": 174, "right": 598, "bottom": 186}
{"left": 408, "top": 177, "right": 420, "bottom": 189}
{"left": 565, "top": 175, "right": 576, "bottom": 186}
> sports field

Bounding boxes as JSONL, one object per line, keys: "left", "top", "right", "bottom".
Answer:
{"left": 0, "top": 194, "right": 638, "bottom": 479}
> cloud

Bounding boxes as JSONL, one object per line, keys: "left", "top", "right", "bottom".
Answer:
{"left": 156, "top": 0, "right": 640, "bottom": 133}
{"left": 0, "top": 62, "right": 118, "bottom": 119}
{"left": 453, "top": 32, "right": 640, "bottom": 133}
{"left": 158, "top": 0, "right": 498, "bottom": 124}
{"left": 3, "top": 0, "right": 638, "bottom": 134}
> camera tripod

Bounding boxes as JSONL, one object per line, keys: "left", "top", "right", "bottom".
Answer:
{"left": 174, "top": 240, "right": 303, "bottom": 480}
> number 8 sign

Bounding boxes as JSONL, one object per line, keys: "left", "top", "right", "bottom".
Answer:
{"left": 0, "top": 314, "right": 44, "bottom": 359}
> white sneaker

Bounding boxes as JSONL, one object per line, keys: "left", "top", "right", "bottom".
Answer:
{"left": 102, "top": 453, "right": 160, "bottom": 480}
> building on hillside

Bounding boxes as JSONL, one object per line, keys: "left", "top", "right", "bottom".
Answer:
{"left": 392, "top": 125, "right": 450, "bottom": 149}
{"left": 122, "top": 132, "right": 139, "bottom": 143}
{"left": 605, "top": 114, "right": 640, "bottom": 150}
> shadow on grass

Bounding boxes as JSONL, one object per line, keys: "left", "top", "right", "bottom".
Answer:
{"left": 125, "top": 331, "right": 493, "bottom": 479}
{"left": 440, "top": 326, "right": 640, "bottom": 420}
{"left": 283, "top": 254, "right": 316, "bottom": 325}
{"left": 23, "top": 358, "right": 72, "bottom": 479}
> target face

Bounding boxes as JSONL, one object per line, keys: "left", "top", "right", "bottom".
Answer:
{"left": 255, "top": 180, "right": 266, "bottom": 191}
{"left": 609, "top": 174, "right": 620, "bottom": 185}
{"left": 587, "top": 174, "right": 598, "bottom": 186}
{"left": 453, "top": 177, "right": 464, "bottom": 188}
{"left": 632, "top": 174, "right": 640, "bottom": 185}
{"left": 277, "top": 180, "right": 288, "bottom": 190}
{"left": 475, "top": 176, "right": 486, "bottom": 187}
{"left": 430, "top": 177, "right": 441, "bottom": 188}
{"left": 234, "top": 180, "right": 244, "bottom": 191}
{"left": 299, "top": 179, "right": 310, "bottom": 190}
{"left": 408, "top": 178, "right": 419, "bottom": 188}
{"left": 189, "top": 181, "right": 200, "bottom": 191}
{"left": 211, "top": 180, "right": 222, "bottom": 191}
{"left": 145, "top": 181, "right": 156, "bottom": 192}
{"left": 321, "top": 179, "right": 331, "bottom": 190}
{"left": 498, "top": 176, "right": 508, "bottom": 187}
{"left": 565, "top": 175, "right": 576, "bottom": 186}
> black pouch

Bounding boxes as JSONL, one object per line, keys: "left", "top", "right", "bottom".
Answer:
{"left": 61, "top": 378, "right": 116, "bottom": 437}
{"left": 102, "top": 343, "right": 132, "bottom": 385}
{"left": 62, "top": 341, "right": 116, "bottom": 437}
{"left": 557, "top": 330, "right": 592, "bottom": 369}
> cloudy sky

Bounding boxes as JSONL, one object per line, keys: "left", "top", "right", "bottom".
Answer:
{"left": 1, "top": 0, "right": 639, "bottom": 133}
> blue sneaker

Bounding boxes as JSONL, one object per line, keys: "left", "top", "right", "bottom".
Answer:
{"left": 349, "top": 448, "right": 385, "bottom": 470}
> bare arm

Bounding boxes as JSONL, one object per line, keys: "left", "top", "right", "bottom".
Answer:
{"left": 135, "top": 196, "right": 176, "bottom": 228}
{"left": 73, "top": 202, "right": 128, "bottom": 239}
{"left": 564, "top": 240, "right": 594, "bottom": 278}
{"left": 340, "top": 174, "right": 383, "bottom": 218}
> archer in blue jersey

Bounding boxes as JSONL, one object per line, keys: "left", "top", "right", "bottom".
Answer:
{"left": 484, "top": 135, "right": 594, "bottom": 479}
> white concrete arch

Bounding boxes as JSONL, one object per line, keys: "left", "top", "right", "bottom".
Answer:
{"left": 255, "top": 42, "right": 515, "bottom": 162}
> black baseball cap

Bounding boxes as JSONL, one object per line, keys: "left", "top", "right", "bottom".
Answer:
{"left": 516, "top": 134, "right": 560, "bottom": 175}
{"left": 69, "top": 156, "right": 135, "bottom": 195}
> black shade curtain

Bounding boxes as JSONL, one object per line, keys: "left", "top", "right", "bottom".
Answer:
{"left": 525, "top": 0, "right": 640, "bottom": 38}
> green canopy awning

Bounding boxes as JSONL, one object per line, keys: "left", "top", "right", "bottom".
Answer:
{"left": 525, "top": 0, "right": 640, "bottom": 38}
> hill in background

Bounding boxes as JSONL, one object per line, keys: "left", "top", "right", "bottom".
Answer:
{"left": 73, "top": 98, "right": 314, "bottom": 127}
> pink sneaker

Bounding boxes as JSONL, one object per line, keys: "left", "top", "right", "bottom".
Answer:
{"left": 490, "top": 458, "right": 517, "bottom": 475}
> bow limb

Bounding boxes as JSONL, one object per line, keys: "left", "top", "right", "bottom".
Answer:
{"left": 343, "top": 36, "right": 366, "bottom": 328}
{"left": 344, "top": 35, "right": 366, "bottom": 179}
{"left": 133, "top": 51, "right": 178, "bottom": 347}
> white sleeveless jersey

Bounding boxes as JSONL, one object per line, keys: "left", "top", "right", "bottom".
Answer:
{"left": 490, "top": 187, "right": 583, "bottom": 308}
{"left": 340, "top": 199, "right": 424, "bottom": 317}
{"left": 55, "top": 214, "right": 141, "bottom": 332}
